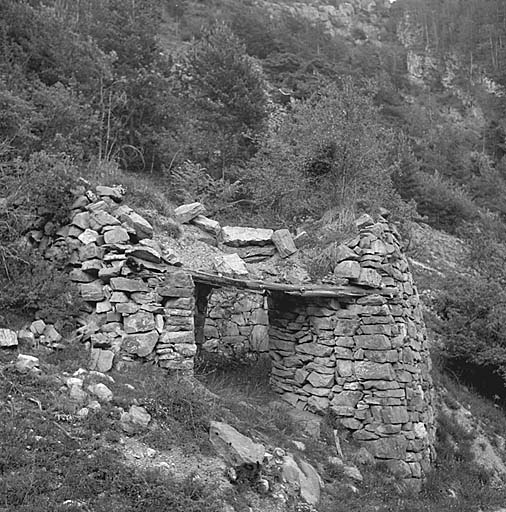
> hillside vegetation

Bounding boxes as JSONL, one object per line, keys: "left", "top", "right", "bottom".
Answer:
{"left": 3, "top": 0, "right": 506, "bottom": 509}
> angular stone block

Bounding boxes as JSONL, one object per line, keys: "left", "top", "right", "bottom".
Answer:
{"left": 173, "top": 202, "right": 206, "bottom": 224}
{"left": 334, "top": 260, "right": 361, "bottom": 279}
{"left": 123, "top": 331, "right": 159, "bottom": 357}
{"left": 272, "top": 229, "right": 297, "bottom": 258}
{"left": 124, "top": 311, "right": 155, "bottom": 334}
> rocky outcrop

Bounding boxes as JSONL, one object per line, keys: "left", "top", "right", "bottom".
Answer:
{"left": 256, "top": 0, "right": 391, "bottom": 43}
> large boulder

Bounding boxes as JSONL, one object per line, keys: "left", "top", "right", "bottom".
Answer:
{"left": 209, "top": 421, "right": 265, "bottom": 466}
{"left": 221, "top": 226, "right": 274, "bottom": 247}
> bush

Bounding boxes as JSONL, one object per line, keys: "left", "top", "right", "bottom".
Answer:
{"left": 0, "top": 152, "right": 81, "bottom": 325}
{"left": 246, "top": 78, "right": 408, "bottom": 224}
{"left": 412, "top": 171, "right": 478, "bottom": 233}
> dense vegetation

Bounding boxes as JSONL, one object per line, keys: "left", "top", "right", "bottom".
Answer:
{"left": 3, "top": 0, "right": 506, "bottom": 392}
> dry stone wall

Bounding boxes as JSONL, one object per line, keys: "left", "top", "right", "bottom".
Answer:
{"left": 268, "top": 214, "right": 435, "bottom": 485}
{"left": 50, "top": 185, "right": 196, "bottom": 373}
{"left": 203, "top": 289, "right": 269, "bottom": 359}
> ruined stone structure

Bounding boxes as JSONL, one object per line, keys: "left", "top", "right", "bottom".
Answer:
{"left": 266, "top": 218, "right": 435, "bottom": 482}
{"left": 30, "top": 184, "right": 434, "bottom": 484}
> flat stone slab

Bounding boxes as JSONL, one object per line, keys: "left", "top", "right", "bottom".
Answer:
{"left": 191, "top": 215, "right": 221, "bottom": 235}
{"left": 174, "top": 202, "right": 206, "bottom": 224}
{"left": 221, "top": 226, "right": 274, "bottom": 247}
{"left": 209, "top": 421, "right": 265, "bottom": 466}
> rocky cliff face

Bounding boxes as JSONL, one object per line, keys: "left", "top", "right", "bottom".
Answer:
{"left": 256, "top": 0, "right": 392, "bottom": 43}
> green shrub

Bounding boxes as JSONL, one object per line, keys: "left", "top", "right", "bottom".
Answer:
{"left": 412, "top": 171, "right": 478, "bottom": 233}
{"left": 0, "top": 152, "right": 81, "bottom": 325}
{"left": 246, "top": 78, "right": 407, "bottom": 224}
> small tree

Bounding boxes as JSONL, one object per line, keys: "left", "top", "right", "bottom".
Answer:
{"left": 180, "top": 22, "right": 268, "bottom": 175}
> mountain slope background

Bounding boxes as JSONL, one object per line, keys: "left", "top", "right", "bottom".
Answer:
{"left": 3, "top": 0, "right": 506, "bottom": 510}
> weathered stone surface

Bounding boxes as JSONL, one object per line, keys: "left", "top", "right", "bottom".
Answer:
{"left": 354, "top": 334, "right": 391, "bottom": 350}
{"left": 126, "top": 245, "right": 162, "bottom": 263}
{"left": 354, "top": 361, "right": 394, "bottom": 380}
{"left": 16, "top": 354, "right": 40, "bottom": 373}
{"left": 296, "top": 343, "right": 333, "bottom": 357}
{"left": 81, "top": 259, "right": 103, "bottom": 275}
{"left": 72, "top": 211, "right": 91, "bottom": 230}
{"left": 215, "top": 253, "right": 248, "bottom": 277}
{"left": 89, "top": 210, "right": 120, "bottom": 230}
{"left": 174, "top": 202, "right": 206, "bottom": 223}
{"left": 124, "top": 311, "right": 155, "bottom": 334}
{"left": 95, "top": 185, "right": 123, "bottom": 202}
{"left": 367, "top": 436, "right": 407, "bottom": 459}
{"left": 209, "top": 421, "right": 265, "bottom": 466}
{"left": 307, "top": 371, "right": 334, "bottom": 388}
{"left": 79, "top": 243, "right": 103, "bottom": 261}
{"left": 334, "top": 260, "right": 361, "bottom": 279}
{"left": 87, "top": 383, "right": 113, "bottom": 402}
{"left": 221, "top": 226, "right": 274, "bottom": 247}
{"left": 331, "top": 390, "right": 362, "bottom": 408}
{"left": 381, "top": 406, "right": 409, "bottom": 424}
{"left": 356, "top": 268, "right": 382, "bottom": 288}
{"left": 159, "top": 331, "right": 194, "bottom": 345}
{"left": 281, "top": 455, "right": 321, "bottom": 506}
{"left": 80, "top": 281, "right": 105, "bottom": 302}
{"left": 104, "top": 226, "right": 130, "bottom": 244}
{"left": 43, "top": 325, "right": 62, "bottom": 343}
{"left": 17, "top": 329, "right": 35, "bottom": 347}
{"left": 272, "top": 229, "right": 297, "bottom": 258}
{"left": 335, "top": 244, "right": 360, "bottom": 262}
{"left": 90, "top": 348, "right": 114, "bottom": 372}
{"left": 116, "top": 206, "right": 153, "bottom": 239}
{"left": 355, "top": 214, "right": 374, "bottom": 229}
{"left": 384, "top": 460, "right": 411, "bottom": 478}
{"left": 191, "top": 215, "right": 221, "bottom": 235}
{"left": 78, "top": 229, "right": 100, "bottom": 245}
{"left": 30, "top": 319, "right": 46, "bottom": 335}
{"left": 120, "top": 405, "right": 151, "bottom": 433}
{"left": 0, "top": 329, "right": 18, "bottom": 347}
{"left": 110, "top": 277, "right": 148, "bottom": 293}
{"left": 123, "top": 331, "right": 158, "bottom": 357}
{"left": 250, "top": 325, "right": 269, "bottom": 351}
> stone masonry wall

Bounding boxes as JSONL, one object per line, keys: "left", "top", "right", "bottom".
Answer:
{"left": 268, "top": 215, "right": 435, "bottom": 484}
{"left": 203, "top": 289, "right": 269, "bottom": 359}
{"left": 51, "top": 185, "right": 196, "bottom": 373}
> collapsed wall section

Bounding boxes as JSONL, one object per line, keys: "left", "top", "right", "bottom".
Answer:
{"left": 52, "top": 186, "right": 197, "bottom": 373}
{"left": 268, "top": 215, "right": 435, "bottom": 484}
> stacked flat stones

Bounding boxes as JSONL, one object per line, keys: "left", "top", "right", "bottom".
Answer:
{"left": 62, "top": 186, "right": 195, "bottom": 373}
{"left": 268, "top": 214, "right": 434, "bottom": 487}
{"left": 204, "top": 290, "right": 269, "bottom": 358}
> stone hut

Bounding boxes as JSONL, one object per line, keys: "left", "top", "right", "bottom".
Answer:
{"left": 31, "top": 185, "right": 434, "bottom": 484}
